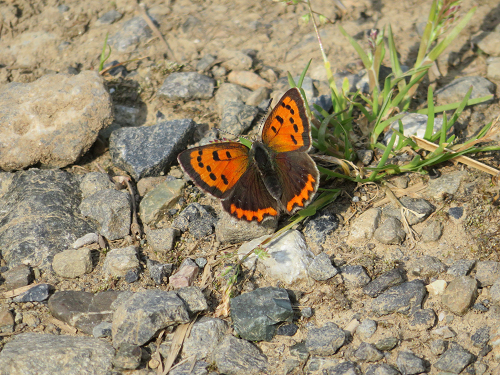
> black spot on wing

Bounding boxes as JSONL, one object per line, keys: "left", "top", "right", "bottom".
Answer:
{"left": 209, "top": 173, "right": 217, "bottom": 181}
{"left": 271, "top": 126, "right": 277, "bottom": 133}
{"left": 213, "top": 151, "right": 220, "bottom": 161}
{"left": 198, "top": 162, "right": 204, "bottom": 168}
{"left": 276, "top": 115, "right": 284, "bottom": 125}
{"left": 206, "top": 165, "right": 212, "bottom": 172}
{"left": 293, "top": 124, "right": 299, "bottom": 132}
{"left": 291, "top": 134, "right": 298, "bottom": 145}
{"left": 221, "top": 175, "right": 228, "bottom": 185}
{"left": 226, "top": 151, "right": 232, "bottom": 158}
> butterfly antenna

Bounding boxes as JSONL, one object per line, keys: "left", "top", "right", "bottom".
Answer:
{"left": 212, "top": 127, "right": 248, "bottom": 142}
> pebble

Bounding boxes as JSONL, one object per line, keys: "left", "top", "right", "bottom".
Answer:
{"left": 471, "top": 326, "right": 490, "bottom": 348}
{"left": 108, "top": 16, "right": 154, "bottom": 52}
{"left": 475, "top": 31, "right": 500, "bottom": 56}
{"left": 448, "top": 206, "right": 464, "bottom": 220}
{"left": 426, "top": 280, "right": 447, "bottom": 295}
{"left": 0, "top": 72, "right": 112, "bottom": 171}
{"left": 52, "top": 248, "right": 93, "bottom": 278}
{"left": 157, "top": 72, "right": 215, "bottom": 100}
{"left": 169, "top": 258, "right": 199, "bottom": 288}
{"left": 310, "top": 94, "right": 334, "bottom": 119}
{"left": 363, "top": 268, "right": 407, "bottom": 298}
{"left": 230, "top": 287, "right": 293, "bottom": 341}
{"left": 170, "top": 360, "right": 209, "bottom": 375}
{"left": 145, "top": 227, "right": 179, "bottom": 253}
{"left": 139, "top": 178, "right": 185, "bottom": 224}
{"left": 196, "top": 53, "right": 216, "bottom": 71}
{"left": 227, "top": 71, "right": 271, "bottom": 90}
{"left": 182, "top": 317, "right": 228, "bottom": 361}
{"left": 374, "top": 217, "right": 406, "bottom": 245}
{"left": 214, "top": 335, "right": 268, "bottom": 375}
{"left": 341, "top": 265, "right": 371, "bottom": 288}
{"left": 79, "top": 172, "right": 115, "bottom": 199}
{"left": 347, "top": 208, "right": 381, "bottom": 244}
{"left": 370, "top": 280, "right": 426, "bottom": 316}
{"left": 48, "top": 290, "right": 119, "bottom": 334}
{"left": 93, "top": 321, "right": 112, "bottom": 338}
{"left": 408, "top": 308, "right": 436, "bottom": 330}
{"left": 215, "top": 83, "right": 252, "bottom": 113}
{"left": 447, "top": 259, "right": 476, "bottom": 277}
{"left": 323, "top": 361, "right": 362, "bottom": 375}
{"left": 219, "top": 49, "right": 254, "bottom": 71}
{"left": 431, "top": 325, "right": 457, "bottom": 339}
{"left": 0, "top": 170, "right": 95, "bottom": 270}
{"left": 2, "top": 264, "right": 34, "bottom": 290}
{"left": 302, "top": 210, "right": 339, "bottom": 254}
{"left": 124, "top": 268, "right": 139, "bottom": 283}
{"left": 441, "top": 276, "right": 478, "bottom": 316}
{"left": 96, "top": 9, "right": 123, "bottom": 25}
{"left": 219, "top": 101, "right": 259, "bottom": 136}
{"left": 384, "top": 113, "right": 444, "bottom": 144}
{"left": 357, "top": 319, "right": 377, "bottom": 340}
{"left": 136, "top": 176, "right": 167, "bottom": 197}
{"left": 396, "top": 351, "right": 428, "bottom": 375}
{"left": 112, "top": 290, "right": 194, "bottom": 347}
{"left": 0, "top": 333, "right": 114, "bottom": 374}
{"left": 79, "top": 189, "right": 131, "bottom": 241}
{"left": 475, "top": 261, "right": 500, "bottom": 287}
{"left": 308, "top": 252, "right": 339, "bottom": 281}
{"left": 487, "top": 57, "right": 500, "bottom": 80}
{"left": 276, "top": 323, "right": 298, "bottom": 336}
{"left": 71, "top": 232, "right": 99, "bottom": 249}
{"left": 305, "top": 322, "right": 346, "bottom": 356}
{"left": 102, "top": 246, "right": 140, "bottom": 278}
{"left": 112, "top": 343, "right": 142, "bottom": 370}
{"left": 365, "top": 364, "right": 401, "bottom": 375}
{"left": 433, "top": 343, "right": 474, "bottom": 373}
{"left": 357, "top": 150, "right": 374, "bottom": 166}
{"left": 146, "top": 258, "right": 172, "bottom": 285}
{"left": 435, "top": 76, "right": 495, "bottom": 106}
{"left": 215, "top": 209, "right": 277, "bottom": 244}
{"left": 238, "top": 230, "right": 314, "bottom": 285}
{"left": 245, "top": 86, "right": 271, "bottom": 106}
{"left": 375, "top": 337, "right": 399, "bottom": 351}
{"left": 0, "top": 309, "right": 15, "bottom": 333}
{"left": 175, "top": 286, "right": 209, "bottom": 315}
{"left": 490, "top": 278, "right": 500, "bottom": 304}
{"left": 110, "top": 118, "right": 196, "bottom": 180}
{"left": 421, "top": 221, "right": 444, "bottom": 242}
{"left": 409, "top": 255, "right": 447, "bottom": 279}
{"left": 383, "top": 197, "right": 435, "bottom": 225}
{"left": 13, "top": 283, "right": 53, "bottom": 303}
{"left": 426, "top": 170, "right": 466, "bottom": 200}
{"left": 430, "top": 339, "right": 447, "bottom": 355}
{"left": 354, "top": 342, "right": 384, "bottom": 362}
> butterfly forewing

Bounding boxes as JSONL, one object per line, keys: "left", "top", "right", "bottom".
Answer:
{"left": 177, "top": 142, "right": 249, "bottom": 199}
{"left": 262, "top": 88, "right": 312, "bottom": 153}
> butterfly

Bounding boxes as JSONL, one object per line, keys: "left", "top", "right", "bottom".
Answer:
{"left": 177, "top": 87, "right": 319, "bottom": 222}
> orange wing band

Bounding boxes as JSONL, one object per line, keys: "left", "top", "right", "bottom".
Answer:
{"left": 286, "top": 174, "right": 317, "bottom": 212}
{"left": 230, "top": 204, "right": 278, "bottom": 222}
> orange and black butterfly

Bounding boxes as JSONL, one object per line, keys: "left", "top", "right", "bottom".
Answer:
{"left": 177, "top": 88, "right": 319, "bottom": 222}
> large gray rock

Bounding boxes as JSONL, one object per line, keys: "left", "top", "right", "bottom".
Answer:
{"left": 214, "top": 335, "right": 268, "bottom": 375}
{"left": 0, "top": 333, "right": 114, "bottom": 375}
{"left": 0, "top": 71, "right": 112, "bottom": 171}
{"left": 0, "top": 169, "right": 95, "bottom": 269}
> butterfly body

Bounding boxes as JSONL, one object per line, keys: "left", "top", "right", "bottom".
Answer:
{"left": 178, "top": 88, "right": 319, "bottom": 222}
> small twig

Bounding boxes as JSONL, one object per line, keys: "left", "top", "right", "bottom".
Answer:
{"left": 138, "top": 3, "right": 175, "bottom": 60}
{"left": 99, "top": 56, "right": 150, "bottom": 76}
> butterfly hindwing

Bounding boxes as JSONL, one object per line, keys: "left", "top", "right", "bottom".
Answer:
{"left": 177, "top": 142, "right": 249, "bottom": 199}
{"left": 262, "top": 88, "right": 312, "bottom": 153}
{"left": 222, "top": 162, "right": 279, "bottom": 222}
{"left": 275, "top": 151, "right": 320, "bottom": 214}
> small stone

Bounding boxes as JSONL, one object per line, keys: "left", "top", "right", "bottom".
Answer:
{"left": 305, "top": 322, "right": 346, "bottom": 356}
{"left": 79, "top": 172, "right": 115, "bottom": 199}
{"left": 145, "top": 227, "right": 179, "bottom": 253}
{"left": 136, "top": 176, "right": 167, "bottom": 197}
{"left": 471, "top": 326, "right": 490, "bottom": 348}
{"left": 219, "top": 101, "right": 259, "bottom": 136}
{"left": 112, "top": 343, "right": 142, "bottom": 370}
{"left": 426, "top": 170, "right": 466, "bottom": 200}
{"left": 410, "top": 256, "right": 447, "bottom": 278}
{"left": 182, "top": 317, "right": 228, "bottom": 362}
{"left": 435, "top": 76, "right": 495, "bottom": 106}
{"left": 421, "top": 221, "right": 443, "bottom": 242}
{"left": 13, "top": 284, "right": 53, "bottom": 303}
{"left": 303, "top": 211, "right": 339, "bottom": 254}
{"left": 215, "top": 210, "right": 277, "bottom": 244}
{"left": 487, "top": 57, "right": 500, "bottom": 80}
{"left": 396, "top": 351, "right": 427, "bottom": 375}
{"left": 214, "top": 335, "right": 268, "bottom": 375}
{"left": 441, "top": 276, "right": 478, "bottom": 316}
{"left": 384, "top": 113, "right": 444, "bottom": 144}
{"left": 301, "top": 307, "right": 313, "bottom": 318}
{"left": 431, "top": 326, "right": 457, "bottom": 339}
{"left": 365, "top": 364, "right": 401, "bottom": 375}
{"left": 340, "top": 265, "right": 371, "bottom": 288}
{"left": 347, "top": 208, "right": 381, "bottom": 243}
{"left": 2, "top": 265, "right": 33, "bottom": 290}
{"left": 0, "top": 309, "right": 15, "bottom": 333}
{"left": 96, "top": 10, "right": 123, "bottom": 25}
{"left": 430, "top": 339, "right": 447, "bottom": 355}
{"left": 146, "top": 259, "right": 172, "bottom": 285}
{"left": 157, "top": 72, "right": 215, "bottom": 100}
{"left": 409, "top": 308, "right": 436, "bottom": 330}
{"left": 196, "top": 54, "right": 216, "bottom": 71}
{"left": 434, "top": 343, "right": 474, "bottom": 374}
{"left": 354, "top": 342, "right": 384, "bottom": 362}
{"left": 374, "top": 217, "right": 406, "bottom": 245}
{"left": 370, "top": 280, "right": 426, "bottom": 316}
{"left": 476, "top": 261, "right": 500, "bottom": 287}
{"left": 124, "top": 269, "right": 139, "bottom": 283}
{"left": 215, "top": 83, "right": 252, "bottom": 113}
{"left": 363, "top": 268, "right": 407, "bottom": 298}
{"left": 230, "top": 287, "right": 293, "bottom": 341}
{"left": 475, "top": 32, "right": 500, "bottom": 56}
{"left": 447, "top": 259, "right": 476, "bottom": 277}
{"left": 447, "top": 206, "right": 464, "bottom": 220}
{"left": 169, "top": 258, "right": 199, "bottom": 288}
{"left": 276, "top": 324, "right": 298, "bottom": 336}
{"left": 102, "top": 246, "right": 139, "bottom": 278}
{"left": 323, "top": 361, "right": 362, "bottom": 375}
{"left": 93, "top": 322, "right": 112, "bottom": 338}
{"left": 357, "top": 150, "right": 374, "bottom": 166}
{"left": 289, "top": 342, "right": 309, "bottom": 361}
{"left": 71, "top": 233, "right": 99, "bottom": 249}
{"left": 375, "top": 337, "right": 399, "bottom": 351}
{"left": 357, "top": 319, "right": 377, "bottom": 340}
{"left": 308, "top": 253, "right": 338, "bottom": 281}
{"left": 245, "top": 87, "right": 271, "bottom": 107}
{"left": 195, "top": 258, "right": 207, "bottom": 268}
{"left": 227, "top": 71, "right": 271, "bottom": 90}
{"left": 383, "top": 197, "right": 435, "bottom": 226}
{"left": 219, "top": 49, "right": 254, "bottom": 71}
{"left": 176, "top": 286, "right": 208, "bottom": 315}
{"left": 426, "top": 280, "right": 447, "bottom": 295}
{"left": 140, "top": 178, "right": 185, "bottom": 224}
{"left": 52, "top": 248, "right": 93, "bottom": 278}
{"left": 490, "top": 278, "right": 500, "bottom": 304}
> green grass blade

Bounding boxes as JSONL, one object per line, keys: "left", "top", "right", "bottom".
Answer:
{"left": 370, "top": 132, "right": 397, "bottom": 181}
{"left": 417, "top": 94, "right": 494, "bottom": 114}
{"left": 287, "top": 72, "right": 297, "bottom": 88}
{"left": 99, "top": 32, "right": 111, "bottom": 72}
{"left": 297, "top": 59, "right": 312, "bottom": 88}
{"left": 387, "top": 24, "right": 402, "bottom": 77}
{"left": 424, "top": 86, "right": 435, "bottom": 140}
